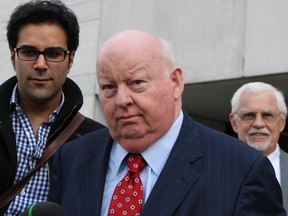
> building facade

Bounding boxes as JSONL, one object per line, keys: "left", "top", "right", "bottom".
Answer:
{"left": 1, "top": 0, "right": 288, "bottom": 149}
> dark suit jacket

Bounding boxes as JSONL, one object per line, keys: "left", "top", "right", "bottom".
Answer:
{"left": 280, "top": 148, "right": 288, "bottom": 211}
{"left": 49, "top": 111, "right": 285, "bottom": 216}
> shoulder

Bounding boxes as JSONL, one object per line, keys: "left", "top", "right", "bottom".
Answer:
{"left": 280, "top": 147, "right": 288, "bottom": 161}
{"left": 62, "top": 128, "right": 110, "bottom": 152}
{"left": 203, "top": 121, "right": 260, "bottom": 157}
{"left": 280, "top": 147, "right": 288, "bottom": 155}
{"left": 0, "top": 76, "right": 17, "bottom": 89}
{"left": 67, "top": 127, "right": 109, "bottom": 144}
{"left": 182, "top": 111, "right": 248, "bottom": 146}
{"left": 0, "top": 76, "right": 17, "bottom": 100}
{"left": 55, "top": 128, "right": 111, "bottom": 164}
{"left": 76, "top": 117, "right": 106, "bottom": 134}
{"left": 63, "top": 116, "right": 105, "bottom": 142}
{"left": 82, "top": 117, "right": 106, "bottom": 129}
{"left": 181, "top": 111, "right": 262, "bottom": 162}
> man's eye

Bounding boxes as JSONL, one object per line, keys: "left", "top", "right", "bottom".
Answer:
{"left": 241, "top": 113, "right": 256, "bottom": 120}
{"left": 262, "top": 112, "right": 276, "bottom": 121}
{"left": 103, "top": 84, "right": 115, "bottom": 90}
{"left": 133, "top": 80, "right": 143, "bottom": 85}
{"left": 45, "top": 50, "right": 63, "bottom": 57}
{"left": 262, "top": 113, "right": 273, "bottom": 117}
{"left": 102, "top": 84, "right": 116, "bottom": 98}
{"left": 244, "top": 113, "right": 255, "bottom": 117}
{"left": 21, "top": 49, "right": 38, "bottom": 56}
{"left": 131, "top": 80, "right": 146, "bottom": 89}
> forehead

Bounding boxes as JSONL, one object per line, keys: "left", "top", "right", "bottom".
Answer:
{"left": 97, "top": 49, "right": 163, "bottom": 78}
{"left": 238, "top": 91, "right": 278, "bottom": 111}
{"left": 100, "top": 45, "right": 159, "bottom": 66}
{"left": 97, "top": 56, "right": 160, "bottom": 83}
{"left": 17, "top": 23, "right": 67, "bottom": 48}
{"left": 99, "top": 31, "right": 163, "bottom": 61}
{"left": 97, "top": 31, "right": 166, "bottom": 79}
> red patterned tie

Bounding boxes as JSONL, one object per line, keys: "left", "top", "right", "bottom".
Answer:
{"left": 108, "top": 153, "right": 146, "bottom": 216}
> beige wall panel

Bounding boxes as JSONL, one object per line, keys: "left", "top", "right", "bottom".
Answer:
{"left": 98, "top": 0, "right": 246, "bottom": 83}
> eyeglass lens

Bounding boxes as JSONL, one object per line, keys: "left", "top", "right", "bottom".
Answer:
{"left": 15, "top": 48, "right": 69, "bottom": 62}
{"left": 238, "top": 111, "right": 279, "bottom": 123}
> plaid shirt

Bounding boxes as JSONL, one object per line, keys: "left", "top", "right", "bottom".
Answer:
{"left": 5, "top": 85, "right": 64, "bottom": 216}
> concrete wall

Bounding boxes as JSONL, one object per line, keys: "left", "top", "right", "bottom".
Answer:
{"left": 1, "top": 0, "right": 288, "bottom": 125}
{"left": 244, "top": 0, "right": 288, "bottom": 75}
{"left": 97, "top": 0, "right": 246, "bottom": 82}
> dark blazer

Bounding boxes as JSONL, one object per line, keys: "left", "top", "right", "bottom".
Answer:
{"left": 280, "top": 148, "right": 288, "bottom": 211}
{"left": 49, "top": 111, "right": 285, "bottom": 216}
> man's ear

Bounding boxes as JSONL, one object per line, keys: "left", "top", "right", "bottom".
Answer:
{"left": 170, "top": 67, "right": 184, "bottom": 100}
{"left": 68, "top": 50, "right": 76, "bottom": 70}
{"left": 10, "top": 48, "right": 16, "bottom": 70}
{"left": 229, "top": 113, "right": 238, "bottom": 133}
{"left": 279, "top": 114, "right": 286, "bottom": 132}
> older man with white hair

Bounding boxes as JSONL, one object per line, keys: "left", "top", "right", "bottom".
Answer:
{"left": 230, "top": 81, "right": 288, "bottom": 211}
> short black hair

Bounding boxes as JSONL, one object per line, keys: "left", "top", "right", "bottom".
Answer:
{"left": 6, "top": 0, "right": 79, "bottom": 51}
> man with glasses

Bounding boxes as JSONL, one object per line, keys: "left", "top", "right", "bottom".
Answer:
{"left": 13, "top": 48, "right": 71, "bottom": 62}
{"left": 230, "top": 81, "right": 288, "bottom": 211}
{"left": 0, "top": 0, "right": 104, "bottom": 215}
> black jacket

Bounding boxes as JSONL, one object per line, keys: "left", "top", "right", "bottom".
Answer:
{"left": 0, "top": 76, "right": 105, "bottom": 214}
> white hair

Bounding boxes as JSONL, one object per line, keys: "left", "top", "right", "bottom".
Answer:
{"left": 160, "top": 38, "right": 176, "bottom": 67}
{"left": 231, "top": 82, "right": 287, "bottom": 115}
{"left": 158, "top": 38, "right": 177, "bottom": 81}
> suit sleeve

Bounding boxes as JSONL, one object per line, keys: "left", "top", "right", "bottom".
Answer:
{"left": 234, "top": 155, "right": 286, "bottom": 215}
{"left": 48, "top": 147, "right": 62, "bottom": 204}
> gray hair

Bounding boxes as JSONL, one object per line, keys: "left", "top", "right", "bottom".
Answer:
{"left": 160, "top": 38, "right": 176, "bottom": 67}
{"left": 231, "top": 82, "right": 287, "bottom": 115}
{"left": 159, "top": 38, "right": 176, "bottom": 81}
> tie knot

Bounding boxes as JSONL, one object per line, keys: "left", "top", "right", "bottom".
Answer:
{"left": 126, "top": 153, "right": 146, "bottom": 173}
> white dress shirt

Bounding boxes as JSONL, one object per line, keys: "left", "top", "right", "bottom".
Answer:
{"left": 100, "top": 110, "right": 184, "bottom": 215}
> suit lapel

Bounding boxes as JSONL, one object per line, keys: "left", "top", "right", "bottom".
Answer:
{"left": 141, "top": 113, "right": 202, "bottom": 216}
{"left": 78, "top": 132, "right": 113, "bottom": 216}
{"left": 280, "top": 148, "right": 288, "bottom": 210}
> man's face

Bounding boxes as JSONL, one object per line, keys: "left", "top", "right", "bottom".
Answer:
{"left": 11, "top": 23, "right": 75, "bottom": 106}
{"left": 97, "top": 32, "right": 183, "bottom": 153}
{"left": 230, "top": 91, "right": 286, "bottom": 155}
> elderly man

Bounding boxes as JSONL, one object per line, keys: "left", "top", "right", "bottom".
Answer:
{"left": 48, "top": 30, "right": 285, "bottom": 215}
{"left": 230, "top": 81, "right": 288, "bottom": 211}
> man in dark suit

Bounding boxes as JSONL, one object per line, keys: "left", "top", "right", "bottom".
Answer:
{"left": 48, "top": 30, "right": 285, "bottom": 215}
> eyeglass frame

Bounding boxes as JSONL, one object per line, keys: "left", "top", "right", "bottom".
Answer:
{"left": 233, "top": 111, "right": 282, "bottom": 123}
{"left": 13, "top": 47, "right": 71, "bottom": 62}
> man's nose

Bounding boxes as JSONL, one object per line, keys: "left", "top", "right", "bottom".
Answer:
{"left": 115, "top": 86, "right": 133, "bottom": 107}
{"left": 252, "top": 114, "right": 266, "bottom": 128}
{"left": 33, "top": 53, "right": 48, "bottom": 69}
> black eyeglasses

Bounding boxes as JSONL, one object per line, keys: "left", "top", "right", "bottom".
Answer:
{"left": 14, "top": 48, "right": 70, "bottom": 62}
{"left": 235, "top": 111, "right": 281, "bottom": 123}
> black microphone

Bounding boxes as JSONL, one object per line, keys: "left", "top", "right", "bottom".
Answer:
{"left": 20, "top": 201, "right": 63, "bottom": 216}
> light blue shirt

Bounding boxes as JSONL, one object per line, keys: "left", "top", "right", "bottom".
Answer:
{"left": 101, "top": 110, "right": 184, "bottom": 215}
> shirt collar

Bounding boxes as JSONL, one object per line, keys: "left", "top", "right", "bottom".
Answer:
{"left": 10, "top": 83, "right": 65, "bottom": 122}
{"left": 110, "top": 142, "right": 129, "bottom": 175}
{"left": 267, "top": 143, "right": 280, "bottom": 161}
{"left": 10, "top": 84, "right": 19, "bottom": 111}
{"left": 111, "top": 110, "right": 184, "bottom": 176}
